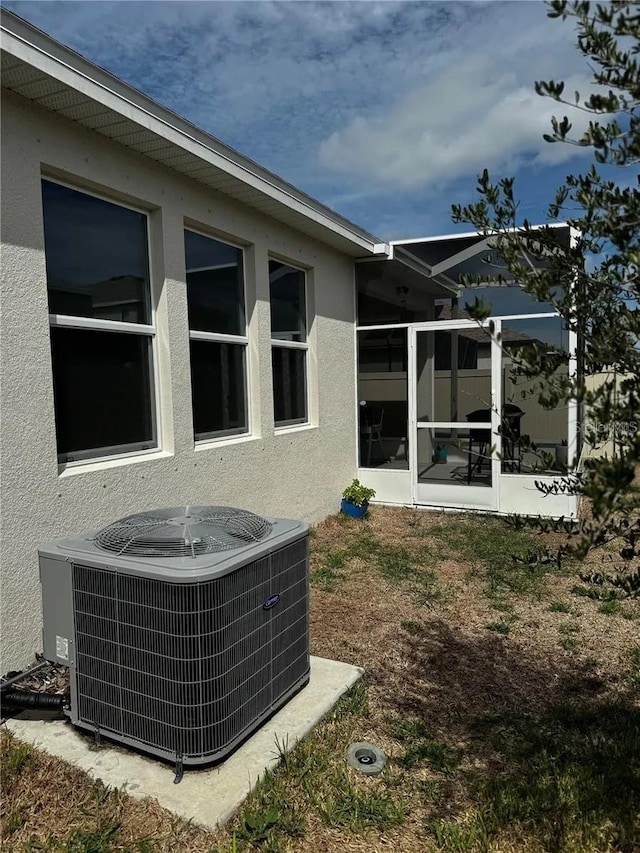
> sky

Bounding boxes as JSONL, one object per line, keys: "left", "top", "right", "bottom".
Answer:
{"left": 3, "top": 0, "right": 600, "bottom": 241}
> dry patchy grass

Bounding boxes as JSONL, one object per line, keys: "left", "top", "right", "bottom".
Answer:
{"left": 2, "top": 507, "right": 639, "bottom": 853}
{"left": 0, "top": 728, "right": 218, "bottom": 852}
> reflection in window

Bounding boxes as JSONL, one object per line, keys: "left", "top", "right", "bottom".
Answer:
{"left": 50, "top": 327, "right": 154, "bottom": 459}
{"left": 185, "top": 230, "right": 248, "bottom": 440}
{"left": 190, "top": 340, "right": 247, "bottom": 439}
{"left": 270, "top": 261, "right": 308, "bottom": 426}
{"left": 42, "top": 180, "right": 156, "bottom": 464}
{"left": 185, "top": 230, "right": 244, "bottom": 335}
{"left": 42, "top": 180, "right": 150, "bottom": 324}
{"left": 269, "top": 261, "right": 306, "bottom": 342}
{"left": 272, "top": 347, "right": 306, "bottom": 425}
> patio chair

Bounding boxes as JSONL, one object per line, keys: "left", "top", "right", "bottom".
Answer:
{"left": 500, "top": 404, "right": 524, "bottom": 472}
{"left": 466, "top": 408, "right": 491, "bottom": 482}
{"left": 360, "top": 405, "right": 385, "bottom": 466}
{"left": 467, "top": 405, "right": 526, "bottom": 481}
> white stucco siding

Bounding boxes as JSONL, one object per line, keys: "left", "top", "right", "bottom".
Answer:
{"left": 0, "top": 91, "right": 357, "bottom": 671}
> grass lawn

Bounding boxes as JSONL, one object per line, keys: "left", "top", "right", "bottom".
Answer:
{"left": 2, "top": 507, "right": 639, "bottom": 852}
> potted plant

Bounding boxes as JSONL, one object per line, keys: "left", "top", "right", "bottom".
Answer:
{"left": 432, "top": 443, "right": 448, "bottom": 464}
{"left": 341, "top": 479, "right": 376, "bottom": 519}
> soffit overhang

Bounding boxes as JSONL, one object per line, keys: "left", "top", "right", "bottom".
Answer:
{"left": 1, "top": 9, "right": 388, "bottom": 259}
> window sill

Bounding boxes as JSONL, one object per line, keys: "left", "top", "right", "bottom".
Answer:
{"left": 58, "top": 448, "right": 172, "bottom": 478}
{"left": 273, "top": 423, "right": 317, "bottom": 436}
{"left": 195, "top": 433, "right": 260, "bottom": 452}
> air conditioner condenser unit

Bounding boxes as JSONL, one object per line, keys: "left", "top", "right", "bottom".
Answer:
{"left": 39, "top": 506, "right": 310, "bottom": 777}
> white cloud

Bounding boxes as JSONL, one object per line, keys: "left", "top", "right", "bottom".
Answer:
{"left": 3, "top": 0, "right": 600, "bottom": 234}
{"left": 318, "top": 8, "right": 594, "bottom": 190}
{"left": 318, "top": 60, "right": 592, "bottom": 189}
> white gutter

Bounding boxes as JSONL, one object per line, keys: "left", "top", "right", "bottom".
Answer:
{"left": 390, "top": 222, "right": 571, "bottom": 246}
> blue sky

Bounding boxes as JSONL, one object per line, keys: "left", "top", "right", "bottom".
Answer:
{"left": 4, "top": 0, "right": 599, "bottom": 240}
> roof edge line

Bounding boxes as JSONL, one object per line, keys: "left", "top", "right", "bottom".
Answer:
{"left": 390, "top": 222, "right": 571, "bottom": 246}
{"left": 1, "top": 13, "right": 382, "bottom": 254}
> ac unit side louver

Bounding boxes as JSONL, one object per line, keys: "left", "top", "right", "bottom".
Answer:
{"left": 39, "top": 506, "right": 310, "bottom": 771}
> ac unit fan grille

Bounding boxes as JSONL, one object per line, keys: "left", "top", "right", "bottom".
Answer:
{"left": 93, "top": 506, "right": 273, "bottom": 558}
{"left": 71, "top": 538, "right": 309, "bottom": 761}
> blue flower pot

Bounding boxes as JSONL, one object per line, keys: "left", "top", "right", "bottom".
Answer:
{"left": 341, "top": 498, "right": 369, "bottom": 518}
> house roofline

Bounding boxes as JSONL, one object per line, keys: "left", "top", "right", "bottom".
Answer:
{"left": 390, "top": 222, "right": 571, "bottom": 246}
{"left": 1, "top": 8, "right": 388, "bottom": 257}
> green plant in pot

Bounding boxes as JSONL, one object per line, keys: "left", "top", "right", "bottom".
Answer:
{"left": 432, "top": 443, "right": 448, "bottom": 464}
{"left": 341, "top": 479, "right": 376, "bottom": 518}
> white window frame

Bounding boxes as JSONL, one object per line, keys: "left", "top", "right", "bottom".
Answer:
{"left": 43, "top": 177, "right": 159, "bottom": 468}
{"left": 185, "top": 227, "right": 250, "bottom": 442}
{"left": 269, "top": 259, "right": 309, "bottom": 429}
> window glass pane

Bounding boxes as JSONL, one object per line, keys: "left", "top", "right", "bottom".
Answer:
{"left": 272, "top": 347, "right": 306, "bottom": 424}
{"left": 269, "top": 261, "right": 306, "bottom": 342}
{"left": 50, "top": 327, "right": 154, "bottom": 459}
{"left": 184, "top": 230, "right": 245, "bottom": 335}
{"left": 190, "top": 340, "right": 247, "bottom": 438}
{"left": 42, "top": 180, "right": 150, "bottom": 324}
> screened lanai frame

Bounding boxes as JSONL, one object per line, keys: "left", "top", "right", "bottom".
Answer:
{"left": 355, "top": 225, "right": 580, "bottom": 518}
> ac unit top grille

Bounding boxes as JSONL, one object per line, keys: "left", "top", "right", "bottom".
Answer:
{"left": 93, "top": 506, "right": 273, "bottom": 559}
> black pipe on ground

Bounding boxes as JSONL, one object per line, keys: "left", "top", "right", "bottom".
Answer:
{"left": 1, "top": 689, "right": 65, "bottom": 709}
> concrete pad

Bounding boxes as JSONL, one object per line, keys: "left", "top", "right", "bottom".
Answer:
{"left": 5, "top": 656, "right": 363, "bottom": 830}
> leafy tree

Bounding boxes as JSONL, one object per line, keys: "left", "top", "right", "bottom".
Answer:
{"left": 451, "top": 0, "right": 639, "bottom": 596}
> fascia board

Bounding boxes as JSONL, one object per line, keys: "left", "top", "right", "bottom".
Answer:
{"left": 430, "top": 236, "right": 494, "bottom": 277}
{"left": 0, "top": 13, "right": 383, "bottom": 256}
{"left": 390, "top": 222, "right": 571, "bottom": 246}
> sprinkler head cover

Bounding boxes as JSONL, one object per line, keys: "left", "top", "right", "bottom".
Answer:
{"left": 347, "top": 742, "right": 386, "bottom": 776}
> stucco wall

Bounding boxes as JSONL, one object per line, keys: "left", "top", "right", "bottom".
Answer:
{"left": 580, "top": 372, "right": 630, "bottom": 462}
{"left": 0, "top": 91, "right": 358, "bottom": 672}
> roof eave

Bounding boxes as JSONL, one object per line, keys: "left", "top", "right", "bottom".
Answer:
{"left": 0, "top": 8, "right": 387, "bottom": 258}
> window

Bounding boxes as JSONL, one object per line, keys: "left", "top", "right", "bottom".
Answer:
{"left": 185, "top": 229, "right": 248, "bottom": 440}
{"left": 42, "top": 179, "right": 156, "bottom": 463}
{"left": 269, "top": 260, "right": 307, "bottom": 426}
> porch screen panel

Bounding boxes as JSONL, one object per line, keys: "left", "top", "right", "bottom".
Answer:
{"left": 417, "top": 327, "right": 495, "bottom": 489}
{"left": 357, "top": 329, "right": 409, "bottom": 470}
{"left": 500, "top": 316, "right": 570, "bottom": 474}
